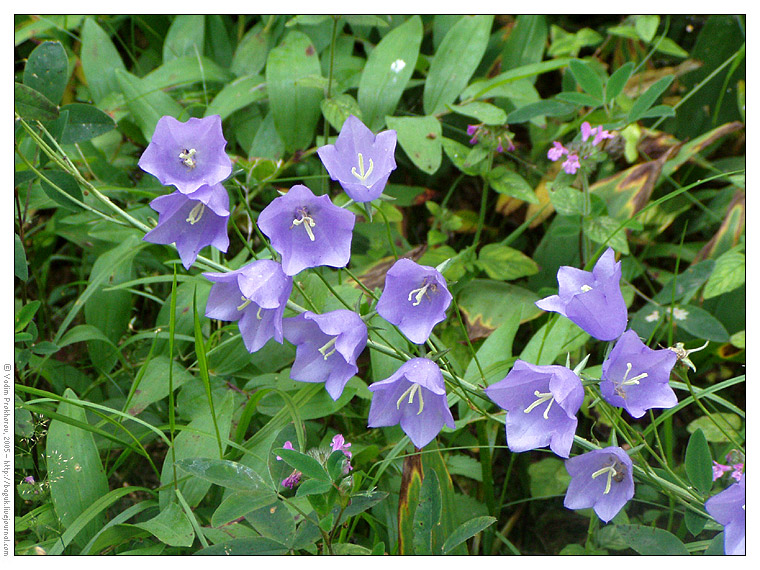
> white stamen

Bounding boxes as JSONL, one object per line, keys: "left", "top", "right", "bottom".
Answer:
{"left": 396, "top": 383, "right": 424, "bottom": 415}
{"left": 237, "top": 296, "right": 251, "bottom": 311}
{"left": 408, "top": 282, "right": 434, "bottom": 307}
{"left": 318, "top": 337, "right": 338, "bottom": 360}
{"left": 291, "top": 211, "right": 316, "bottom": 241}
{"left": 186, "top": 202, "right": 206, "bottom": 225}
{"left": 524, "top": 390, "right": 556, "bottom": 419}
{"left": 351, "top": 152, "right": 374, "bottom": 183}
{"left": 591, "top": 465, "right": 615, "bottom": 495}
{"left": 179, "top": 148, "right": 197, "bottom": 169}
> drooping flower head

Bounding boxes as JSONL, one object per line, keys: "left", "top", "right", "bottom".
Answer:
{"left": 143, "top": 183, "right": 229, "bottom": 269}
{"left": 485, "top": 360, "right": 584, "bottom": 458}
{"left": 257, "top": 184, "right": 356, "bottom": 276}
{"left": 203, "top": 259, "right": 292, "bottom": 353}
{"left": 138, "top": 115, "right": 232, "bottom": 194}
{"left": 376, "top": 258, "right": 452, "bottom": 345}
{"left": 599, "top": 330, "right": 678, "bottom": 418}
{"left": 367, "top": 357, "right": 455, "bottom": 449}
{"left": 317, "top": 115, "right": 397, "bottom": 203}
{"left": 535, "top": 248, "right": 627, "bottom": 341}
{"left": 705, "top": 476, "right": 745, "bottom": 555}
{"left": 564, "top": 446, "right": 634, "bottom": 523}
{"left": 283, "top": 309, "right": 367, "bottom": 400}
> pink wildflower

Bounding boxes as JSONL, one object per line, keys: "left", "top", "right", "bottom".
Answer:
{"left": 562, "top": 154, "right": 581, "bottom": 174}
{"left": 547, "top": 141, "right": 569, "bottom": 162}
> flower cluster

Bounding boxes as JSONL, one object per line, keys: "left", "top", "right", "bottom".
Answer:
{"left": 712, "top": 450, "right": 744, "bottom": 482}
{"left": 467, "top": 123, "right": 515, "bottom": 154}
{"left": 139, "top": 115, "right": 233, "bottom": 269}
{"left": 547, "top": 121, "right": 614, "bottom": 174}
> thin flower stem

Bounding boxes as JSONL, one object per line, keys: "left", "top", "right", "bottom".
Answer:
{"left": 473, "top": 152, "right": 494, "bottom": 246}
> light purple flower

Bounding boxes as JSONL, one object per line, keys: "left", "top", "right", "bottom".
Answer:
{"left": 705, "top": 476, "right": 745, "bottom": 555}
{"left": 547, "top": 141, "right": 568, "bottom": 161}
{"left": 317, "top": 115, "right": 397, "bottom": 202}
{"left": 599, "top": 330, "right": 678, "bottom": 418}
{"left": 564, "top": 446, "right": 634, "bottom": 523}
{"left": 376, "top": 258, "right": 452, "bottom": 345}
{"left": 562, "top": 153, "right": 581, "bottom": 174}
{"left": 203, "top": 259, "right": 292, "bottom": 353}
{"left": 713, "top": 461, "right": 733, "bottom": 481}
{"left": 23, "top": 476, "right": 35, "bottom": 484}
{"left": 485, "top": 360, "right": 584, "bottom": 458}
{"left": 367, "top": 358, "right": 455, "bottom": 449}
{"left": 282, "top": 469, "right": 302, "bottom": 489}
{"left": 330, "top": 434, "right": 353, "bottom": 473}
{"left": 276, "top": 440, "right": 294, "bottom": 461}
{"left": 283, "top": 309, "right": 367, "bottom": 400}
{"left": 138, "top": 115, "right": 232, "bottom": 195}
{"left": 257, "top": 184, "right": 355, "bottom": 276}
{"left": 581, "top": 121, "right": 614, "bottom": 147}
{"left": 535, "top": 247, "right": 628, "bottom": 341}
{"left": 143, "top": 183, "right": 229, "bottom": 269}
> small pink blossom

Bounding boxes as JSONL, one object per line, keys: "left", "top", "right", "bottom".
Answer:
{"left": 276, "top": 440, "right": 294, "bottom": 461}
{"left": 466, "top": 125, "right": 478, "bottom": 137}
{"left": 713, "top": 461, "right": 733, "bottom": 481}
{"left": 281, "top": 469, "right": 302, "bottom": 489}
{"left": 562, "top": 154, "right": 581, "bottom": 174}
{"left": 547, "top": 141, "right": 569, "bottom": 161}
{"left": 581, "top": 121, "right": 594, "bottom": 142}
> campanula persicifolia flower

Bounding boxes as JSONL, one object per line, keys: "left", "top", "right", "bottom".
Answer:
{"left": 282, "top": 309, "right": 367, "bottom": 400}
{"left": 485, "top": 360, "right": 584, "bottom": 458}
{"left": 367, "top": 358, "right": 455, "bottom": 449}
{"left": 376, "top": 258, "right": 452, "bottom": 345}
{"left": 203, "top": 259, "right": 292, "bottom": 353}
{"left": 599, "top": 330, "right": 678, "bottom": 418}
{"left": 535, "top": 247, "right": 627, "bottom": 341}
{"left": 317, "top": 115, "right": 397, "bottom": 203}
{"left": 143, "top": 183, "right": 229, "bottom": 269}
{"left": 705, "top": 476, "right": 745, "bottom": 555}
{"left": 564, "top": 446, "right": 634, "bottom": 523}
{"left": 138, "top": 115, "right": 232, "bottom": 195}
{"left": 257, "top": 184, "right": 356, "bottom": 276}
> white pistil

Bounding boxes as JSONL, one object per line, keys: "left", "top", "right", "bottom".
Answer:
{"left": 179, "top": 148, "right": 197, "bottom": 169}
{"left": 408, "top": 281, "right": 434, "bottom": 307}
{"left": 292, "top": 212, "right": 316, "bottom": 241}
{"left": 318, "top": 337, "right": 338, "bottom": 360}
{"left": 620, "top": 362, "right": 648, "bottom": 386}
{"left": 186, "top": 202, "right": 206, "bottom": 225}
{"left": 591, "top": 465, "right": 615, "bottom": 495}
{"left": 237, "top": 296, "right": 251, "bottom": 311}
{"left": 351, "top": 152, "right": 374, "bottom": 183}
{"left": 256, "top": 306, "right": 263, "bottom": 320}
{"left": 396, "top": 383, "right": 424, "bottom": 415}
{"left": 524, "top": 390, "right": 556, "bottom": 419}
{"left": 580, "top": 284, "right": 593, "bottom": 292}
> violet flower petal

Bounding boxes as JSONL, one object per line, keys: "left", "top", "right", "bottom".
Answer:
{"left": 705, "top": 476, "right": 745, "bottom": 555}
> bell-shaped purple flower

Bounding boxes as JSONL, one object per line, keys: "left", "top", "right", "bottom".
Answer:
{"left": 376, "top": 258, "right": 452, "bottom": 345}
{"left": 203, "top": 259, "right": 292, "bottom": 353}
{"left": 564, "top": 446, "right": 634, "bottom": 523}
{"left": 705, "top": 475, "right": 745, "bottom": 555}
{"left": 485, "top": 360, "right": 584, "bottom": 458}
{"left": 535, "top": 248, "right": 627, "bottom": 341}
{"left": 143, "top": 183, "right": 230, "bottom": 269}
{"left": 257, "top": 184, "right": 356, "bottom": 276}
{"left": 283, "top": 309, "right": 367, "bottom": 400}
{"left": 367, "top": 358, "right": 455, "bottom": 449}
{"left": 317, "top": 115, "right": 397, "bottom": 203}
{"left": 138, "top": 115, "right": 232, "bottom": 195}
{"left": 599, "top": 329, "right": 678, "bottom": 418}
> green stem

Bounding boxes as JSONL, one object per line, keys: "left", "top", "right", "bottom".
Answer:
{"left": 473, "top": 152, "right": 494, "bottom": 246}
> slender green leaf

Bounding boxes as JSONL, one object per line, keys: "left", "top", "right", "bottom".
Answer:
{"left": 275, "top": 448, "right": 331, "bottom": 482}
{"left": 176, "top": 457, "right": 268, "bottom": 491}
{"left": 135, "top": 502, "right": 194, "bottom": 547}
{"left": 685, "top": 428, "right": 713, "bottom": 494}
{"left": 627, "top": 75, "right": 674, "bottom": 122}
{"left": 14, "top": 82, "right": 59, "bottom": 122}
{"left": 606, "top": 62, "right": 635, "bottom": 102}
{"left": 163, "top": 15, "right": 205, "bottom": 63}
{"left": 80, "top": 17, "right": 127, "bottom": 105}
{"left": 442, "top": 516, "right": 497, "bottom": 554}
{"left": 569, "top": 59, "right": 604, "bottom": 101}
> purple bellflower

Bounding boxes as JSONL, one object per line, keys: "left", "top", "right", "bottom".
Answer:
{"left": 282, "top": 309, "right": 367, "bottom": 400}
{"left": 317, "top": 115, "right": 397, "bottom": 202}
{"left": 705, "top": 476, "right": 745, "bottom": 555}
{"left": 138, "top": 115, "right": 232, "bottom": 195}
{"left": 485, "top": 360, "right": 584, "bottom": 458}
{"left": 376, "top": 258, "right": 452, "bottom": 345}
{"left": 599, "top": 329, "right": 678, "bottom": 418}
{"left": 564, "top": 446, "right": 634, "bottom": 523}
{"left": 143, "top": 183, "right": 230, "bottom": 269}
{"left": 535, "top": 247, "right": 627, "bottom": 341}
{"left": 257, "top": 184, "right": 356, "bottom": 276}
{"left": 367, "top": 358, "right": 455, "bottom": 449}
{"left": 203, "top": 259, "right": 292, "bottom": 353}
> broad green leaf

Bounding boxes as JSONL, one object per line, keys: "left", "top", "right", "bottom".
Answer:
{"left": 703, "top": 248, "right": 745, "bottom": 299}
{"left": 488, "top": 166, "right": 538, "bottom": 203}
{"left": 144, "top": 56, "right": 234, "bottom": 92}
{"left": 671, "top": 304, "right": 729, "bottom": 342}
{"left": 548, "top": 183, "right": 584, "bottom": 216}
{"left": 569, "top": 59, "right": 604, "bottom": 101}
{"left": 196, "top": 537, "right": 289, "bottom": 555}
{"left": 442, "top": 516, "right": 497, "bottom": 554}
{"left": 245, "top": 500, "right": 296, "bottom": 549}
{"left": 23, "top": 40, "right": 68, "bottom": 105}
{"left": 80, "top": 17, "right": 127, "bottom": 105}
{"left": 266, "top": 31, "right": 323, "bottom": 152}
{"left": 520, "top": 317, "right": 589, "bottom": 366}
{"left": 413, "top": 469, "right": 441, "bottom": 555}
{"left": 204, "top": 74, "right": 266, "bottom": 121}
{"left": 448, "top": 101, "right": 506, "bottom": 125}
{"left": 163, "top": 15, "right": 205, "bottom": 63}
{"left": 636, "top": 104, "right": 675, "bottom": 119}
{"left": 211, "top": 490, "right": 278, "bottom": 527}
{"left": 14, "top": 234, "right": 28, "bottom": 282}
{"left": 555, "top": 91, "right": 602, "bottom": 108}
{"left": 687, "top": 413, "right": 742, "bottom": 443}
{"left": 501, "top": 15, "right": 547, "bottom": 74}
{"left": 528, "top": 457, "right": 570, "bottom": 497}
{"left": 441, "top": 137, "right": 483, "bottom": 176}
{"left": 685, "top": 428, "right": 713, "bottom": 495}
{"left": 462, "top": 58, "right": 572, "bottom": 100}
{"left": 507, "top": 99, "right": 575, "bottom": 124}
{"left": 635, "top": 15, "right": 660, "bottom": 43}
{"left": 39, "top": 169, "right": 83, "bottom": 212}
{"left": 458, "top": 279, "right": 542, "bottom": 337}
{"left": 627, "top": 75, "right": 674, "bottom": 123}
{"left": 583, "top": 215, "right": 630, "bottom": 255}
{"left": 398, "top": 454, "right": 424, "bottom": 554}
{"left": 606, "top": 62, "right": 635, "bottom": 103}
{"left": 548, "top": 26, "right": 603, "bottom": 57}
{"left": 135, "top": 502, "right": 194, "bottom": 548}
{"left": 321, "top": 93, "right": 362, "bottom": 131}
{"left": 45, "top": 388, "right": 110, "bottom": 548}
{"left": 231, "top": 22, "right": 271, "bottom": 77}
{"left": 385, "top": 115, "right": 442, "bottom": 175}
{"left": 615, "top": 524, "right": 689, "bottom": 555}
{"left": 275, "top": 448, "right": 330, "bottom": 482}
{"left": 176, "top": 457, "right": 268, "bottom": 491}
{"left": 476, "top": 243, "right": 539, "bottom": 281}
{"left": 59, "top": 103, "right": 116, "bottom": 143}
{"left": 115, "top": 69, "right": 184, "bottom": 141}
{"left": 423, "top": 15, "right": 494, "bottom": 115}
{"left": 652, "top": 260, "right": 716, "bottom": 305}
{"left": 357, "top": 15, "right": 422, "bottom": 131}
{"left": 14, "top": 82, "right": 59, "bottom": 122}
{"left": 126, "top": 356, "right": 195, "bottom": 415}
